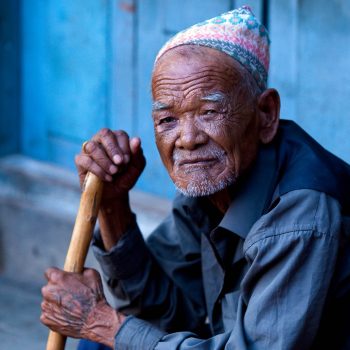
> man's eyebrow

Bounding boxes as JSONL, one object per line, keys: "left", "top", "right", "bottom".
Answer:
{"left": 200, "top": 92, "right": 226, "bottom": 102}
{"left": 152, "top": 101, "right": 171, "bottom": 111}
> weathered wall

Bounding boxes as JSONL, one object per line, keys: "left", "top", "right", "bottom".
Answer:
{"left": 269, "top": 0, "right": 350, "bottom": 162}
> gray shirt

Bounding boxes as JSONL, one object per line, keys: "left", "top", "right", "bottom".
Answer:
{"left": 93, "top": 141, "right": 350, "bottom": 349}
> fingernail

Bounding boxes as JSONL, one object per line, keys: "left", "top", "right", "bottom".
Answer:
{"left": 124, "top": 155, "right": 130, "bottom": 164}
{"left": 105, "top": 174, "right": 113, "bottom": 182}
{"left": 109, "top": 165, "right": 118, "bottom": 174}
{"left": 113, "top": 154, "right": 123, "bottom": 164}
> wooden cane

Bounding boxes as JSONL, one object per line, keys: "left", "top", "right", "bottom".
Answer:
{"left": 46, "top": 172, "right": 104, "bottom": 350}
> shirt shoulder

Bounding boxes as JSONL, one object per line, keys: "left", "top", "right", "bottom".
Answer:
{"left": 244, "top": 189, "right": 343, "bottom": 251}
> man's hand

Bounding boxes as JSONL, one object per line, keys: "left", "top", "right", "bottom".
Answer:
{"left": 41, "top": 267, "right": 124, "bottom": 348}
{"left": 75, "top": 128, "right": 146, "bottom": 201}
{"left": 75, "top": 129, "right": 146, "bottom": 249}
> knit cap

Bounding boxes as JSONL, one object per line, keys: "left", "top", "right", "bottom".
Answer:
{"left": 156, "top": 6, "right": 270, "bottom": 90}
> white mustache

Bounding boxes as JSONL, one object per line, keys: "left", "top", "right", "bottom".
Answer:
{"left": 173, "top": 147, "right": 226, "bottom": 166}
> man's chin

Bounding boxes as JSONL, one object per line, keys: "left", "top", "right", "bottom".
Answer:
{"left": 174, "top": 175, "right": 237, "bottom": 198}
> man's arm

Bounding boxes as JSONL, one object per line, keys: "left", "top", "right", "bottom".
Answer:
{"left": 93, "top": 195, "right": 208, "bottom": 335}
{"left": 41, "top": 128, "right": 144, "bottom": 344}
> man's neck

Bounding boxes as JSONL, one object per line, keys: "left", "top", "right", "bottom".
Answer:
{"left": 208, "top": 188, "right": 233, "bottom": 214}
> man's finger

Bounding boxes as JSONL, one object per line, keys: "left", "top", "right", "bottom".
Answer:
{"left": 128, "top": 138, "right": 146, "bottom": 174}
{"left": 41, "top": 285, "right": 62, "bottom": 304}
{"left": 114, "top": 130, "right": 132, "bottom": 164}
{"left": 83, "top": 141, "right": 119, "bottom": 177}
{"left": 44, "top": 267, "right": 63, "bottom": 283}
{"left": 75, "top": 154, "right": 113, "bottom": 182}
{"left": 82, "top": 268, "right": 104, "bottom": 296}
{"left": 130, "top": 137, "right": 141, "bottom": 155}
{"left": 94, "top": 128, "right": 125, "bottom": 165}
{"left": 82, "top": 268, "right": 100, "bottom": 280}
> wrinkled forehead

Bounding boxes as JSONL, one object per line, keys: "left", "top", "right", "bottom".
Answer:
{"left": 152, "top": 46, "right": 245, "bottom": 99}
{"left": 153, "top": 45, "right": 243, "bottom": 78}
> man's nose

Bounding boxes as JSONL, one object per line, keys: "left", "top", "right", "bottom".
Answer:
{"left": 175, "top": 118, "right": 208, "bottom": 150}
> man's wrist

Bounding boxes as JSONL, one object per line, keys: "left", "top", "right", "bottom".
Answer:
{"left": 84, "top": 302, "right": 125, "bottom": 348}
{"left": 98, "top": 196, "right": 134, "bottom": 250}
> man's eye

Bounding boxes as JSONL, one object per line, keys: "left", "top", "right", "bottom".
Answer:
{"left": 159, "top": 116, "right": 176, "bottom": 125}
{"left": 204, "top": 110, "right": 217, "bottom": 115}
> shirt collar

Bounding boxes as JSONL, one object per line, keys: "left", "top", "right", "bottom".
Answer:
{"left": 219, "top": 144, "right": 277, "bottom": 239}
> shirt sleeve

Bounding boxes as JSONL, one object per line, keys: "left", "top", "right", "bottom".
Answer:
{"left": 92, "top": 195, "right": 208, "bottom": 335}
{"left": 114, "top": 190, "right": 343, "bottom": 349}
{"left": 93, "top": 219, "right": 150, "bottom": 280}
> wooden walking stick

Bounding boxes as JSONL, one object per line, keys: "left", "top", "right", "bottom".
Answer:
{"left": 46, "top": 172, "right": 104, "bottom": 350}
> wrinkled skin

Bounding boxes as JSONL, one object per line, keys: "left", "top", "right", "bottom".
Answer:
{"left": 75, "top": 129, "right": 146, "bottom": 201}
{"left": 41, "top": 45, "right": 280, "bottom": 344}
{"left": 41, "top": 268, "right": 123, "bottom": 347}
{"left": 152, "top": 46, "right": 280, "bottom": 209}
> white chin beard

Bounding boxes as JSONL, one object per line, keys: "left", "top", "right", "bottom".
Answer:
{"left": 174, "top": 173, "right": 237, "bottom": 197}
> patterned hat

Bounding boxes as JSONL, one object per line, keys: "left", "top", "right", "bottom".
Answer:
{"left": 156, "top": 6, "right": 270, "bottom": 90}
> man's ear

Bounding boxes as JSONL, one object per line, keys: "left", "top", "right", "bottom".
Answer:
{"left": 257, "top": 88, "right": 280, "bottom": 144}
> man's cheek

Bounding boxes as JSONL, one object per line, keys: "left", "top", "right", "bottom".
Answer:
{"left": 157, "top": 147, "right": 174, "bottom": 175}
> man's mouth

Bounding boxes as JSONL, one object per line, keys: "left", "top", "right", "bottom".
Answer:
{"left": 173, "top": 148, "right": 226, "bottom": 169}
{"left": 177, "top": 158, "right": 218, "bottom": 167}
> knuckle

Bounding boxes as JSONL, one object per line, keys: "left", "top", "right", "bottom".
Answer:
{"left": 74, "top": 154, "right": 81, "bottom": 164}
{"left": 84, "top": 268, "right": 99, "bottom": 279}
{"left": 77, "top": 155, "right": 94, "bottom": 172}
{"left": 91, "top": 164, "right": 105, "bottom": 177}
{"left": 105, "top": 140, "right": 116, "bottom": 152}
{"left": 85, "top": 141, "right": 97, "bottom": 153}
{"left": 75, "top": 154, "right": 88, "bottom": 169}
{"left": 45, "top": 267, "right": 54, "bottom": 279}
{"left": 41, "top": 285, "right": 48, "bottom": 296}
{"left": 83, "top": 155, "right": 94, "bottom": 167}
{"left": 50, "top": 272, "right": 61, "bottom": 283}
{"left": 115, "top": 129, "right": 128, "bottom": 137}
{"left": 48, "top": 268, "right": 63, "bottom": 283}
{"left": 99, "top": 128, "right": 112, "bottom": 137}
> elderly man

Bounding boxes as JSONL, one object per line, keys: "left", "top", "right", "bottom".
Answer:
{"left": 41, "top": 7, "right": 350, "bottom": 350}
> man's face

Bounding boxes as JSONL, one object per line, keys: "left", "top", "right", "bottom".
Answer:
{"left": 152, "top": 46, "right": 261, "bottom": 197}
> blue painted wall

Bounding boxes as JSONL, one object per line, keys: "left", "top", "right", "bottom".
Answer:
{"left": 1, "top": 0, "right": 349, "bottom": 199}
{"left": 269, "top": 0, "right": 350, "bottom": 163}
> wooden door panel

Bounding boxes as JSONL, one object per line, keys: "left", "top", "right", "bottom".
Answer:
{"left": 22, "top": 0, "right": 111, "bottom": 168}
{"left": 46, "top": 1, "right": 109, "bottom": 141}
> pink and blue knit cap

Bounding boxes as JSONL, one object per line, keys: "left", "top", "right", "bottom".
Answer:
{"left": 156, "top": 6, "right": 270, "bottom": 90}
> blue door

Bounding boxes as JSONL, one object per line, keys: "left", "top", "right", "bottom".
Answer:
{"left": 21, "top": 0, "right": 112, "bottom": 168}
